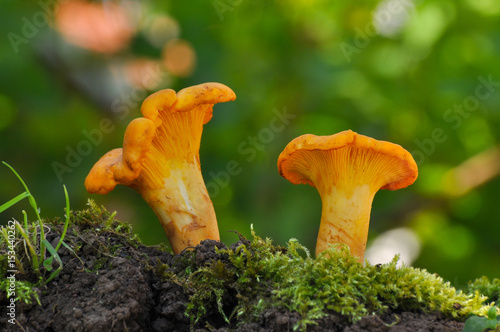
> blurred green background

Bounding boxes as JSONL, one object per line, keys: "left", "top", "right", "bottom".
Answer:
{"left": 0, "top": 0, "right": 499, "bottom": 286}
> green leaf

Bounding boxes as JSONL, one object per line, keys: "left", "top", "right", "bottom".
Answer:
{"left": 485, "top": 319, "right": 498, "bottom": 330}
{"left": 61, "top": 240, "right": 75, "bottom": 253}
{"left": 463, "top": 316, "right": 488, "bottom": 332}
{"left": 487, "top": 306, "right": 497, "bottom": 320}
{"left": 463, "top": 314, "right": 499, "bottom": 332}
{"left": 0, "top": 191, "right": 30, "bottom": 213}
{"left": 41, "top": 239, "right": 63, "bottom": 285}
{"left": 43, "top": 257, "right": 53, "bottom": 271}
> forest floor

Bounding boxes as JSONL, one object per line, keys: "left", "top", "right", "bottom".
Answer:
{"left": 0, "top": 206, "right": 473, "bottom": 332}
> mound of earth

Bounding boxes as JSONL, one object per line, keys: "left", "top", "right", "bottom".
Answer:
{"left": 0, "top": 219, "right": 466, "bottom": 332}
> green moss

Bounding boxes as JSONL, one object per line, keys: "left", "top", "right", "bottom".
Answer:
{"left": 279, "top": 247, "right": 487, "bottom": 330}
{"left": 164, "top": 229, "right": 490, "bottom": 330}
{"left": 0, "top": 279, "right": 40, "bottom": 305}
{"left": 468, "top": 276, "right": 500, "bottom": 304}
{"left": 72, "top": 200, "right": 142, "bottom": 245}
{"left": 185, "top": 259, "right": 234, "bottom": 323}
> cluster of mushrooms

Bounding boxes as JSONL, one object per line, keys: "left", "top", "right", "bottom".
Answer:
{"left": 85, "top": 82, "right": 418, "bottom": 262}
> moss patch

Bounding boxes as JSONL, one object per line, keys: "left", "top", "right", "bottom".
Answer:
{"left": 468, "top": 276, "right": 500, "bottom": 304}
{"left": 156, "top": 229, "right": 489, "bottom": 330}
{"left": 1, "top": 203, "right": 496, "bottom": 331}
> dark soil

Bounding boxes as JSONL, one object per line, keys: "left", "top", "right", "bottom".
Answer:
{"left": 0, "top": 221, "right": 466, "bottom": 332}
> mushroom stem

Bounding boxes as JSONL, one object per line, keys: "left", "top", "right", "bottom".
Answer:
{"left": 316, "top": 185, "right": 376, "bottom": 261}
{"left": 138, "top": 160, "right": 218, "bottom": 254}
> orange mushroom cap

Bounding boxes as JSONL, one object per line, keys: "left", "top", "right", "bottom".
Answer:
{"left": 278, "top": 130, "right": 418, "bottom": 193}
{"left": 85, "top": 83, "right": 236, "bottom": 194}
{"left": 84, "top": 118, "right": 156, "bottom": 194}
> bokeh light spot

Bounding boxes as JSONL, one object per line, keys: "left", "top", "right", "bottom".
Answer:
{"left": 125, "top": 58, "right": 166, "bottom": 90}
{"left": 404, "top": 3, "right": 450, "bottom": 50}
{"left": 55, "top": 0, "right": 135, "bottom": 54}
{"left": 145, "top": 14, "right": 180, "bottom": 48}
{"left": 162, "top": 39, "right": 196, "bottom": 77}
{"left": 366, "top": 227, "right": 421, "bottom": 266}
{"left": 464, "top": 0, "right": 500, "bottom": 16}
{"left": 373, "top": 0, "right": 414, "bottom": 37}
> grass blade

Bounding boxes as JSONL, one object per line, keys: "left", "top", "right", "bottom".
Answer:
{"left": 55, "top": 185, "right": 70, "bottom": 252}
{"left": 61, "top": 241, "right": 86, "bottom": 270}
{"left": 0, "top": 227, "right": 25, "bottom": 273}
{"left": 2, "top": 162, "right": 35, "bottom": 205}
{"left": 22, "top": 210, "right": 28, "bottom": 231}
{"left": 41, "top": 239, "right": 63, "bottom": 285}
{"left": 15, "top": 221, "right": 40, "bottom": 274}
{"left": 2, "top": 162, "right": 46, "bottom": 260}
{"left": 0, "top": 192, "right": 31, "bottom": 213}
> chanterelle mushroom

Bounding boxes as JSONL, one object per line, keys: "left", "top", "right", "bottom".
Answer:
{"left": 85, "top": 83, "right": 236, "bottom": 253}
{"left": 277, "top": 130, "right": 418, "bottom": 262}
